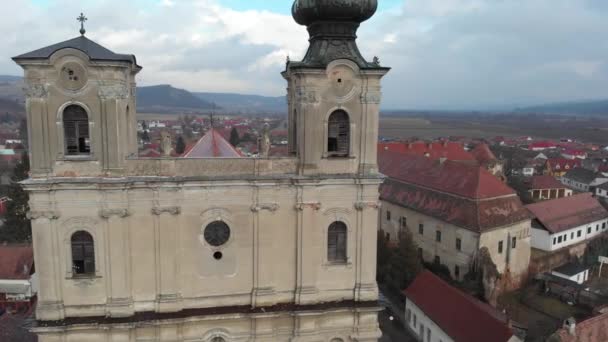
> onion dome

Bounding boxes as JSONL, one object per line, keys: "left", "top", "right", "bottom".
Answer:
{"left": 289, "top": 0, "right": 382, "bottom": 69}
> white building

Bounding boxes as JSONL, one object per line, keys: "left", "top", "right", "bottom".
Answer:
{"left": 551, "top": 262, "right": 590, "bottom": 285}
{"left": 0, "top": 245, "right": 37, "bottom": 312}
{"left": 403, "top": 271, "right": 522, "bottom": 342}
{"left": 527, "top": 193, "right": 608, "bottom": 252}
{"left": 561, "top": 167, "right": 608, "bottom": 192}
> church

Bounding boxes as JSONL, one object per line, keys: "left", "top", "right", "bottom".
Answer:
{"left": 12, "top": 0, "right": 389, "bottom": 341}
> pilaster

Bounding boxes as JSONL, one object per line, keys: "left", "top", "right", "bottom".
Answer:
{"left": 153, "top": 205, "right": 182, "bottom": 312}
{"left": 294, "top": 195, "right": 322, "bottom": 304}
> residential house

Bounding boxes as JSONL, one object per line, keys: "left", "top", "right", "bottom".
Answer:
{"left": 561, "top": 168, "right": 608, "bottom": 192}
{"left": 472, "top": 143, "right": 504, "bottom": 177}
{"left": 525, "top": 175, "right": 573, "bottom": 202}
{"left": 0, "top": 245, "right": 37, "bottom": 312}
{"left": 562, "top": 148, "right": 587, "bottom": 160}
{"left": 379, "top": 151, "right": 533, "bottom": 281}
{"left": 551, "top": 262, "right": 590, "bottom": 285}
{"left": 527, "top": 193, "right": 608, "bottom": 252}
{"left": 547, "top": 313, "right": 608, "bottom": 342}
{"left": 403, "top": 271, "right": 522, "bottom": 342}
{"left": 545, "top": 158, "right": 582, "bottom": 177}
{"left": 528, "top": 141, "right": 557, "bottom": 151}
{"left": 595, "top": 182, "right": 608, "bottom": 202}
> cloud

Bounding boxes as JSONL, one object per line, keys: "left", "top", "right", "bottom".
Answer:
{"left": 2, "top": 0, "right": 608, "bottom": 109}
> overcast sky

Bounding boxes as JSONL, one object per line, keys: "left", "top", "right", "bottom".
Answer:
{"left": 3, "top": 0, "right": 608, "bottom": 109}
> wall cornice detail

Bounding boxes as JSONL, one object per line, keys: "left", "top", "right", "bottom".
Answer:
{"left": 151, "top": 206, "right": 181, "bottom": 215}
{"left": 99, "top": 208, "right": 130, "bottom": 219}
{"left": 24, "top": 84, "right": 49, "bottom": 99}
{"left": 27, "top": 210, "right": 60, "bottom": 220}
{"left": 98, "top": 82, "right": 129, "bottom": 100}
{"left": 251, "top": 203, "right": 280, "bottom": 212}
{"left": 295, "top": 87, "right": 318, "bottom": 104}
{"left": 354, "top": 201, "right": 381, "bottom": 211}
{"left": 295, "top": 202, "right": 322, "bottom": 211}
{"left": 360, "top": 91, "right": 381, "bottom": 104}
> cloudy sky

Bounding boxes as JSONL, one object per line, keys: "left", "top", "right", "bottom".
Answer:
{"left": 3, "top": 0, "right": 608, "bottom": 109}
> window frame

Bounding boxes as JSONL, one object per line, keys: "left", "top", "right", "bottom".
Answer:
{"left": 498, "top": 240, "right": 503, "bottom": 254}
{"left": 512, "top": 236, "right": 517, "bottom": 249}
{"left": 456, "top": 238, "right": 462, "bottom": 251}
{"left": 326, "top": 110, "right": 350, "bottom": 158}
{"left": 327, "top": 221, "right": 348, "bottom": 264}
{"left": 436, "top": 230, "right": 442, "bottom": 242}
{"left": 63, "top": 104, "right": 91, "bottom": 156}
{"left": 70, "top": 230, "right": 96, "bottom": 277}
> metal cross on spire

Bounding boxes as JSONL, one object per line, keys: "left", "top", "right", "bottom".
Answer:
{"left": 77, "top": 13, "right": 88, "bottom": 36}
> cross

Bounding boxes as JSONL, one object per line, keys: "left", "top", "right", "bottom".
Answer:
{"left": 77, "top": 13, "right": 88, "bottom": 36}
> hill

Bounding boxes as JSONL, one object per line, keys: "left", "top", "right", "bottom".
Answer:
{"left": 136, "top": 85, "right": 218, "bottom": 113}
{"left": 515, "top": 99, "right": 608, "bottom": 116}
{"left": 194, "top": 92, "right": 286, "bottom": 114}
{"left": 0, "top": 98, "right": 24, "bottom": 113}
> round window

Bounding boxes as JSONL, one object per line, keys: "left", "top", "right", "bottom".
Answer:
{"left": 204, "top": 221, "right": 231, "bottom": 247}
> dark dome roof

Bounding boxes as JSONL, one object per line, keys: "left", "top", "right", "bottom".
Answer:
{"left": 292, "top": 0, "right": 378, "bottom": 26}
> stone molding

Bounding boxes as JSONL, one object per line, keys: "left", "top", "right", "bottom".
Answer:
{"left": 250, "top": 203, "right": 280, "bottom": 212}
{"left": 27, "top": 210, "right": 60, "bottom": 220}
{"left": 360, "top": 91, "right": 381, "bottom": 104}
{"left": 24, "top": 84, "right": 49, "bottom": 99}
{"left": 354, "top": 201, "right": 380, "bottom": 211}
{"left": 295, "top": 87, "right": 317, "bottom": 104}
{"left": 295, "top": 202, "right": 322, "bottom": 211}
{"left": 99, "top": 208, "right": 130, "bottom": 219}
{"left": 98, "top": 83, "right": 129, "bottom": 100}
{"left": 151, "top": 206, "right": 181, "bottom": 215}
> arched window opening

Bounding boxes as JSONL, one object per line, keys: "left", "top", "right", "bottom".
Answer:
{"left": 328, "top": 221, "right": 347, "bottom": 263}
{"left": 71, "top": 231, "right": 95, "bottom": 275}
{"left": 327, "top": 110, "right": 349, "bottom": 157}
{"left": 63, "top": 105, "right": 90, "bottom": 155}
{"left": 210, "top": 337, "right": 225, "bottom": 342}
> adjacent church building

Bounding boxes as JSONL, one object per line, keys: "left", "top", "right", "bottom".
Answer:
{"left": 13, "top": 1, "right": 388, "bottom": 341}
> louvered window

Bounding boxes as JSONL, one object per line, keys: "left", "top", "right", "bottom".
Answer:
{"left": 327, "top": 110, "right": 349, "bottom": 157}
{"left": 328, "top": 221, "right": 347, "bottom": 263}
{"left": 63, "top": 105, "right": 90, "bottom": 155}
{"left": 71, "top": 231, "right": 95, "bottom": 275}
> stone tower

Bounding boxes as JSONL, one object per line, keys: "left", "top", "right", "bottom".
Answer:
{"left": 13, "top": 1, "right": 389, "bottom": 341}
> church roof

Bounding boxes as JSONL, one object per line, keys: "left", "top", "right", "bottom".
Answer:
{"left": 12, "top": 36, "right": 140, "bottom": 67}
{"left": 183, "top": 128, "right": 242, "bottom": 158}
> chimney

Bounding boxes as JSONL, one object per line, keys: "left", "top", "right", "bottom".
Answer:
{"left": 564, "top": 317, "right": 576, "bottom": 336}
{"left": 427, "top": 143, "right": 433, "bottom": 150}
{"left": 439, "top": 157, "right": 447, "bottom": 164}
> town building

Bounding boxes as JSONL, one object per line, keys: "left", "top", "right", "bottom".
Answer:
{"left": 528, "top": 141, "right": 557, "bottom": 151}
{"left": 527, "top": 193, "right": 608, "bottom": 252}
{"left": 403, "top": 271, "right": 522, "bottom": 342}
{"left": 561, "top": 148, "right": 587, "bottom": 160}
{"left": 551, "top": 262, "right": 590, "bottom": 285}
{"left": 548, "top": 313, "right": 608, "bottom": 342}
{"left": 0, "top": 245, "right": 37, "bottom": 313}
{"left": 183, "top": 128, "right": 242, "bottom": 158}
{"left": 379, "top": 151, "right": 533, "bottom": 282}
{"left": 595, "top": 182, "right": 608, "bottom": 202}
{"left": 471, "top": 143, "right": 504, "bottom": 176}
{"left": 545, "top": 158, "right": 582, "bottom": 177}
{"left": 377, "top": 141, "right": 476, "bottom": 162}
{"left": 561, "top": 167, "right": 608, "bottom": 192}
{"left": 524, "top": 175, "right": 573, "bottom": 202}
{"left": 12, "top": 1, "right": 388, "bottom": 341}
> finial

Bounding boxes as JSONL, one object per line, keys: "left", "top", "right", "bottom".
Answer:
{"left": 77, "top": 13, "right": 88, "bottom": 36}
{"left": 372, "top": 56, "right": 380, "bottom": 66}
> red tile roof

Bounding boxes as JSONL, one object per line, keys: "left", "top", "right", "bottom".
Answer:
{"left": 529, "top": 141, "right": 557, "bottom": 149}
{"left": 183, "top": 128, "right": 242, "bottom": 158}
{"left": 0, "top": 245, "right": 33, "bottom": 280}
{"left": 547, "top": 158, "right": 582, "bottom": 171}
{"left": 527, "top": 175, "right": 566, "bottom": 190}
{"left": 377, "top": 141, "right": 475, "bottom": 162}
{"left": 379, "top": 151, "right": 514, "bottom": 199}
{"left": 526, "top": 193, "right": 608, "bottom": 234}
{"left": 403, "top": 271, "right": 515, "bottom": 342}
{"left": 554, "top": 313, "right": 608, "bottom": 342}
{"left": 379, "top": 152, "right": 532, "bottom": 232}
{"left": 471, "top": 143, "right": 498, "bottom": 165}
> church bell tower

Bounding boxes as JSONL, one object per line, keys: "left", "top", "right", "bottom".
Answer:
{"left": 284, "top": 0, "right": 389, "bottom": 176}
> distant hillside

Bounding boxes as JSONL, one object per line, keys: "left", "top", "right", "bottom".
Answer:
{"left": 0, "top": 75, "right": 22, "bottom": 82}
{"left": 515, "top": 99, "right": 608, "bottom": 116}
{"left": 137, "top": 85, "right": 218, "bottom": 112}
{"left": 194, "top": 92, "right": 286, "bottom": 113}
{"left": 0, "top": 98, "right": 24, "bottom": 113}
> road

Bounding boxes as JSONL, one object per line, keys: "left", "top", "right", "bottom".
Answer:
{"left": 378, "top": 290, "right": 418, "bottom": 342}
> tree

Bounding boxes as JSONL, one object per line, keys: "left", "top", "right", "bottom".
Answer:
{"left": 175, "top": 136, "right": 186, "bottom": 154}
{"left": 142, "top": 130, "right": 150, "bottom": 143}
{"left": 0, "top": 153, "right": 31, "bottom": 243}
{"left": 376, "top": 229, "right": 423, "bottom": 296}
{"left": 229, "top": 127, "right": 240, "bottom": 147}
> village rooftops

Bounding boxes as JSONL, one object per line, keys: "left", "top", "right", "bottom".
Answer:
{"left": 527, "top": 175, "right": 567, "bottom": 190}
{"left": 547, "top": 158, "right": 582, "bottom": 171}
{"left": 563, "top": 167, "right": 600, "bottom": 184}
{"left": 403, "top": 271, "right": 516, "bottom": 342}
{"left": 526, "top": 193, "right": 608, "bottom": 234}
{"left": 0, "top": 245, "right": 33, "bottom": 280}
{"left": 183, "top": 128, "right": 242, "bottom": 158}
{"left": 379, "top": 151, "right": 532, "bottom": 232}
{"left": 553, "top": 262, "right": 588, "bottom": 277}
{"left": 377, "top": 141, "right": 475, "bottom": 162}
{"left": 551, "top": 312, "right": 608, "bottom": 342}
{"left": 471, "top": 143, "right": 498, "bottom": 165}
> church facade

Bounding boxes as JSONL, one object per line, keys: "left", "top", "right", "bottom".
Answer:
{"left": 13, "top": 1, "right": 389, "bottom": 341}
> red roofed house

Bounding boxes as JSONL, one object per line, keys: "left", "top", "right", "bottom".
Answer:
{"left": 527, "top": 193, "right": 608, "bottom": 252}
{"left": 545, "top": 158, "right": 583, "bottom": 177}
{"left": 525, "top": 175, "right": 573, "bottom": 201}
{"left": 0, "top": 245, "right": 37, "bottom": 312}
{"left": 403, "top": 271, "right": 522, "bottom": 342}
{"left": 183, "top": 128, "right": 242, "bottom": 158}
{"left": 562, "top": 148, "right": 587, "bottom": 160}
{"left": 377, "top": 141, "right": 476, "bottom": 162}
{"left": 548, "top": 314, "right": 608, "bottom": 342}
{"left": 471, "top": 143, "right": 504, "bottom": 176}
{"left": 379, "top": 151, "right": 533, "bottom": 283}
{"left": 528, "top": 141, "right": 557, "bottom": 151}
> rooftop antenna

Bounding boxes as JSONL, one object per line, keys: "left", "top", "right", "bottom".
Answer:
{"left": 77, "top": 13, "right": 88, "bottom": 36}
